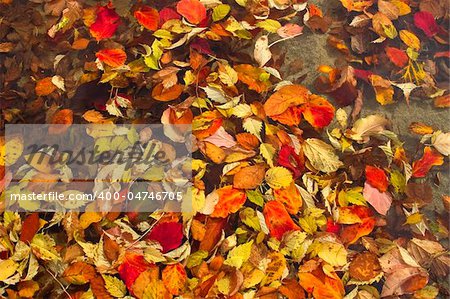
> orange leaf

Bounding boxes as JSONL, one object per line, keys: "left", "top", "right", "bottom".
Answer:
{"left": 412, "top": 146, "right": 444, "bottom": 178}
{"left": 62, "top": 262, "right": 96, "bottom": 285}
{"left": 72, "top": 38, "right": 90, "bottom": 50}
{"left": 18, "top": 281, "right": 39, "bottom": 298}
{"left": 269, "top": 106, "right": 303, "bottom": 126}
{"left": 176, "top": 0, "right": 207, "bottom": 25}
{"left": 434, "top": 94, "right": 450, "bottom": 108}
{"left": 162, "top": 263, "right": 187, "bottom": 295}
{"left": 199, "top": 217, "right": 227, "bottom": 252}
{"left": 152, "top": 83, "right": 184, "bottom": 101}
{"left": 298, "top": 267, "right": 344, "bottom": 299}
{"left": 96, "top": 48, "right": 127, "bottom": 68}
{"left": 233, "top": 164, "right": 265, "bottom": 189}
{"left": 273, "top": 181, "right": 302, "bottom": 214}
{"left": 35, "top": 77, "right": 56, "bottom": 96}
{"left": 134, "top": 6, "right": 159, "bottom": 31}
{"left": 365, "top": 165, "right": 388, "bottom": 192}
{"left": 236, "top": 133, "right": 260, "bottom": 150}
{"left": 409, "top": 122, "right": 434, "bottom": 135}
{"left": 48, "top": 109, "right": 74, "bottom": 135}
{"left": 264, "top": 85, "right": 309, "bottom": 117}
{"left": 340, "top": 217, "right": 375, "bottom": 244}
{"left": 234, "top": 64, "right": 271, "bottom": 93}
{"left": 263, "top": 200, "right": 300, "bottom": 240}
{"left": 211, "top": 185, "right": 247, "bottom": 218}
{"left": 302, "top": 94, "right": 335, "bottom": 129}
{"left": 279, "top": 279, "right": 305, "bottom": 299}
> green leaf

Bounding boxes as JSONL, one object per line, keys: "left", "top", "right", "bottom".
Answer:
{"left": 212, "top": 4, "right": 231, "bottom": 22}
{"left": 246, "top": 190, "right": 264, "bottom": 207}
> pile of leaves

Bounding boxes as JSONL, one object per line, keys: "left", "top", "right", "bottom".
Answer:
{"left": 0, "top": 0, "right": 449, "bottom": 298}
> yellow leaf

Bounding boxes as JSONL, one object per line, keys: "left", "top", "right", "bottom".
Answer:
{"left": 218, "top": 63, "right": 238, "bottom": 87}
{"left": 256, "top": 19, "right": 282, "bottom": 33}
{"left": 390, "top": 0, "right": 411, "bottom": 16}
{"left": 224, "top": 240, "right": 253, "bottom": 268}
{"left": 265, "top": 167, "right": 293, "bottom": 189}
{"left": 309, "top": 241, "right": 347, "bottom": 267}
{"left": 103, "top": 274, "right": 127, "bottom": 297}
{"left": 80, "top": 212, "right": 103, "bottom": 229}
{"left": 405, "top": 213, "right": 424, "bottom": 225}
{"left": 1, "top": 135, "right": 24, "bottom": 166}
{"left": 0, "top": 259, "right": 18, "bottom": 281}
{"left": 31, "top": 234, "right": 60, "bottom": 261}
{"left": 261, "top": 252, "right": 286, "bottom": 285}
{"left": 400, "top": 30, "right": 420, "bottom": 50}
{"left": 303, "top": 138, "right": 343, "bottom": 173}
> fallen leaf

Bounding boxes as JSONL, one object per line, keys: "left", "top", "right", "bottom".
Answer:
{"left": 147, "top": 222, "right": 184, "bottom": 253}
{"left": 211, "top": 186, "right": 247, "bottom": 218}
{"left": 414, "top": 11, "right": 439, "bottom": 37}
{"left": 134, "top": 5, "right": 159, "bottom": 31}
{"left": 162, "top": 263, "right": 187, "bottom": 295}
{"left": 264, "top": 85, "right": 309, "bottom": 117}
{"left": 363, "top": 182, "right": 393, "bottom": 215}
{"left": 412, "top": 146, "right": 444, "bottom": 177}
{"left": 233, "top": 164, "right": 265, "bottom": 189}
{"left": 263, "top": 200, "right": 300, "bottom": 240}
{"left": 90, "top": 6, "right": 121, "bottom": 40}
{"left": 176, "top": 0, "right": 207, "bottom": 25}
{"left": 62, "top": 262, "right": 96, "bottom": 284}
{"left": 365, "top": 165, "right": 389, "bottom": 192}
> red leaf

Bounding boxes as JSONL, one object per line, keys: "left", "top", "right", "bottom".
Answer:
{"left": 159, "top": 8, "right": 181, "bottom": 25}
{"left": 118, "top": 252, "right": 152, "bottom": 290}
{"left": 89, "top": 6, "right": 121, "bottom": 41}
{"left": 326, "top": 219, "right": 341, "bottom": 234}
{"left": 302, "top": 94, "right": 335, "bottom": 129}
{"left": 412, "top": 146, "right": 444, "bottom": 178}
{"left": 147, "top": 221, "right": 184, "bottom": 253}
{"left": 20, "top": 213, "right": 40, "bottom": 243}
{"left": 176, "top": 0, "right": 207, "bottom": 25}
{"left": 263, "top": 200, "right": 301, "bottom": 240}
{"left": 96, "top": 49, "right": 127, "bottom": 67}
{"left": 414, "top": 11, "right": 439, "bottom": 37}
{"left": 365, "top": 165, "right": 389, "bottom": 192}
{"left": 385, "top": 47, "right": 408, "bottom": 68}
{"left": 277, "top": 145, "right": 305, "bottom": 178}
{"left": 134, "top": 6, "right": 159, "bottom": 31}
